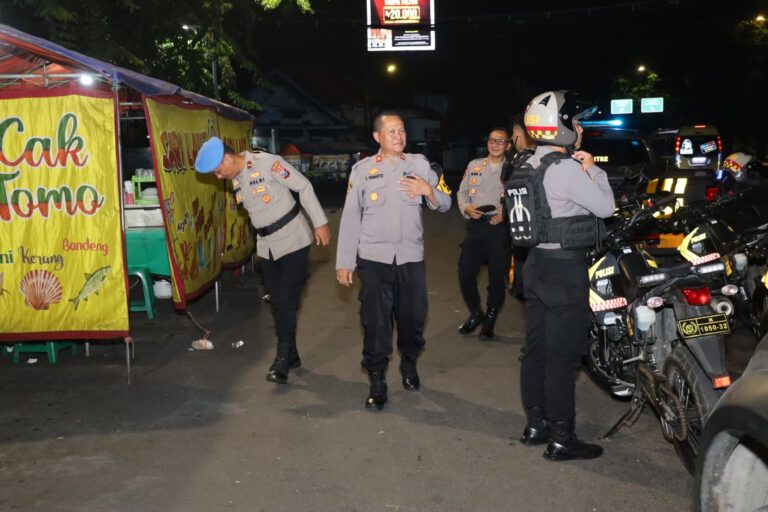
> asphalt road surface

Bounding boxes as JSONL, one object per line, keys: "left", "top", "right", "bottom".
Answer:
{"left": 0, "top": 204, "right": 759, "bottom": 512}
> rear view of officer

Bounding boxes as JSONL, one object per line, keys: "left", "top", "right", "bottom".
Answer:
{"left": 456, "top": 128, "right": 511, "bottom": 340}
{"left": 512, "top": 91, "right": 615, "bottom": 461}
{"left": 195, "top": 137, "right": 331, "bottom": 385}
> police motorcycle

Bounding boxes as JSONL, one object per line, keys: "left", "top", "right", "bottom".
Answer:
{"left": 659, "top": 153, "right": 768, "bottom": 338}
{"left": 585, "top": 193, "right": 732, "bottom": 473}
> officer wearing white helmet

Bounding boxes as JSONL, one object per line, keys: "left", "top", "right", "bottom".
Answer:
{"left": 336, "top": 111, "right": 452, "bottom": 411}
{"left": 456, "top": 127, "right": 511, "bottom": 340}
{"left": 195, "top": 136, "right": 331, "bottom": 384}
{"left": 512, "top": 91, "right": 615, "bottom": 460}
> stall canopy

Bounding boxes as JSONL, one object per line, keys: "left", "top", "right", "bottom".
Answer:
{"left": 0, "top": 24, "right": 255, "bottom": 343}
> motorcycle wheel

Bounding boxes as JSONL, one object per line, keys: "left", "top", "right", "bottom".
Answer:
{"left": 663, "top": 346, "right": 724, "bottom": 475}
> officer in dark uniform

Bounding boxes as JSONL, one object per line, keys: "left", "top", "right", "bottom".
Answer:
{"left": 516, "top": 91, "right": 615, "bottom": 461}
{"left": 336, "top": 112, "right": 452, "bottom": 411}
{"left": 456, "top": 128, "right": 511, "bottom": 340}
{"left": 195, "top": 137, "right": 331, "bottom": 384}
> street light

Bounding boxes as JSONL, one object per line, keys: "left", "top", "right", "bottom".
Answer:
{"left": 756, "top": 15, "right": 765, "bottom": 22}
{"left": 637, "top": 65, "right": 647, "bottom": 73}
{"left": 386, "top": 63, "right": 397, "bottom": 75}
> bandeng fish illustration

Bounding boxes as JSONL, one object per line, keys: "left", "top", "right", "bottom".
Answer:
{"left": 69, "top": 266, "right": 111, "bottom": 310}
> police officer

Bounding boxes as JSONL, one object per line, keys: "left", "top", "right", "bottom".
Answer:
{"left": 456, "top": 128, "right": 511, "bottom": 340}
{"left": 516, "top": 91, "right": 615, "bottom": 460}
{"left": 195, "top": 137, "right": 331, "bottom": 384}
{"left": 336, "top": 112, "right": 452, "bottom": 411}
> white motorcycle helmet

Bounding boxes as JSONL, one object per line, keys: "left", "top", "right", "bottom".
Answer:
{"left": 523, "top": 90, "right": 598, "bottom": 148}
{"left": 721, "top": 152, "right": 756, "bottom": 183}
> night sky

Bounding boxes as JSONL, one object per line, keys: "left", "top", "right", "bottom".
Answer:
{"left": 253, "top": 0, "right": 766, "bottom": 148}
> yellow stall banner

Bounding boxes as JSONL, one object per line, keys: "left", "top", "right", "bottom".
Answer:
{"left": 0, "top": 90, "right": 129, "bottom": 340}
{"left": 144, "top": 97, "right": 253, "bottom": 308}
{"left": 218, "top": 117, "right": 256, "bottom": 268}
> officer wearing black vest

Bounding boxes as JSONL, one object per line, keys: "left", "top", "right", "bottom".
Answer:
{"left": 513, "top": 91, "right": 615, "bottom": 460}
{"left": 195, "top": 137, "right": 331, "bottom": 385}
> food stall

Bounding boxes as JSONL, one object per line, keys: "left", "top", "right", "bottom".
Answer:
{"left": 0, "top": 24, "right": 255, "bottom": 377}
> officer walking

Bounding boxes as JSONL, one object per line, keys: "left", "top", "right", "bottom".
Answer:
{"left": 195, "top": 137, "right": 331, "bottom": 384}
{"left": 336, "top": 112, "right": 452, "bottom": 411}
{"left": 513, "top": 91, "right": 615, "bottom": 460}
{"left": 456, "top": 128, "right": 511, "bottom": 340}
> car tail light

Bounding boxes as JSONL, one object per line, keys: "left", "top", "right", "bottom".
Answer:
{"left": 675, "top": 136, "right": 681, "bottom": 153}
{"left": 681, "top": 287, "right": 711, "bottom": 305}
{"left": 716, "top": 136, "right": 723, "bottom": 153}
{"left": 713, "top": 374, "right": 731, "bottom": 389}
{"left": 705, "top": 186, "right": 720, "bottom": 202}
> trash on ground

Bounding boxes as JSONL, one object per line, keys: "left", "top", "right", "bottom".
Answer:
{"left": 232, "top": 340, "right": 245, "bottom": 348}
{"left": 191, "top": 339, "right": 214, "bottom": 350}
{"left": 27, "top": 358, "right": 38, "bottom": 364}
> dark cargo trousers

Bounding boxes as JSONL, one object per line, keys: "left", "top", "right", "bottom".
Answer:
{"left": 260, "top": 245, "right": 310, "bottom": 356}
{"left": 357, "top": 258, "right": 428, "bottom": 373}
{"left": 458, "top": 220, "right": 511, "bottom": 311}
{"left": 520, "top": 248, "right": 590, "bottom": 423}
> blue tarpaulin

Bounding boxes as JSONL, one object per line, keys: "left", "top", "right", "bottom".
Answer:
{"left": 0, "top": 23, "right": 253, "bottom": 121}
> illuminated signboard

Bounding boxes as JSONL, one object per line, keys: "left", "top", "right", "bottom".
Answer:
{"left": 641, "top": 97, "right": 664, "bottom": 113}
{"left": 610, "top": 99, "right": 633, "bottom": 115}
{"left": 367, "top": 0, "right": 435, "bottom": 52}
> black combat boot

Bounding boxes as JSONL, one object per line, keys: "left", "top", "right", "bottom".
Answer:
{"left": 543, "top": 420, "right": 603, "bottom": 461}
{"left": 479, "top": 307, "right": 499, "bottom": 341}
{"left": 520, "top": 406, "right": 550, "bottom": 446}
{"left": 399, "top": 355, "right": 420, "bottom": 391}
{"left": 266, "top": 345, "right": 300, "bottom": 384}
{"left": 365, "top": 371, "right": 388, "bottom": 411}
{"left": 458, "top": 309, "right": 484, "bottom": 335}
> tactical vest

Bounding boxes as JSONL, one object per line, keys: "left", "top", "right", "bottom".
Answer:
{"left": 504, "top": 151, "right": 604, "bottom": 249}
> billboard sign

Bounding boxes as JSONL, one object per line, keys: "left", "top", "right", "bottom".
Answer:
{"left": 367, "top": 0, "right": 435, "bottom": 52}
{"left": 610, "top": 99, "right": 633, "bottom": 115}
{"left": 641, "top": 97, "right": 664, "bottom": 113}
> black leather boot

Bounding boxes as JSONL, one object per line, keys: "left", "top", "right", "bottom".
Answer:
{"left": 543, "top": 421, "right": 603, "bottom": 461}
{"left": 365, "top": 371, "right": 388, "bottom": 411}
{"left": 458, "top": 309, "right": 484, "bottom": 335}
{"left": 266, "top": 345, "right": 301, "bottom": 384}
{"left": 479, "top": 307, "right": 498, "bottom": 341}
{"left": 399, "top": 355, "right": 420, "bottom": 391}
{"left": 520, "top": 406, "right": 550, "bottom": 446}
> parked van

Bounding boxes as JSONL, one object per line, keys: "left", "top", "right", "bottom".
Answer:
{"left": 675, "top": 125, "right": 722, "bottom": 171}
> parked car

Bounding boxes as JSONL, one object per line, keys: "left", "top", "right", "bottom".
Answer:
{"left": 580, "top": 127, "right": 661, "bottom": 195}
{"left": 697, "top": 333, "right": 768, "bottom": 511}
{"left": 675, "top": 125, "right": 723, "bottom": 172}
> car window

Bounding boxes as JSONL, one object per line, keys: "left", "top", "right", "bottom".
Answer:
{"left": 679, "top": 136, "right": 718, "bottom": 156}
{"left": 581, "top": 138, "right": 650, "bottom": 166}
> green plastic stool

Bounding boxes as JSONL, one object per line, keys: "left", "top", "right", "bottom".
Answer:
{"left": 12, "top": 341, "right": 78, "bottom": 364}
{"left": 128, "top": 265, "right": 156, "bottom": 319}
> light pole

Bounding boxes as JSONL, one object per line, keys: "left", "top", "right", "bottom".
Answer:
{"left": 183, "top": 24, "right": 218, "bottom": 99}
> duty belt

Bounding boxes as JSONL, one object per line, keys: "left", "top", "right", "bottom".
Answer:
{"left": 531, "top": 247, "right": 587, "bottom": 259}
{"left": 256, "top": 202, "right": 301, "bottom": 237}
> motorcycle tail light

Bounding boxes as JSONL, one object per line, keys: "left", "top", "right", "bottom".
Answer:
{"left": 721, "top": 284, "right": 738, "bottom": 296}
{"left": 705, "top": 186, "right": 719, "bottom": 202}
{"left": 681, "top": 287, "right": 712, "bottom": 305}
{"left": 713, "top": 374, "right": 731, "bottom": 389}
{"left": 646, "top": 296, "right": 664, "bottom": 308}
{"left": 638, "top": 272, "right": 668, "bottom": 286}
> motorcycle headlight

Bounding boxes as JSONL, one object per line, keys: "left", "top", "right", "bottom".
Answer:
{"left": 638, "top": 273, "right": 669, "bottom": 286}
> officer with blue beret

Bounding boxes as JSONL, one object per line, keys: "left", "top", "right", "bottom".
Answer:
{"left": 195, "top": 136, "right": 331, "bottom": 384}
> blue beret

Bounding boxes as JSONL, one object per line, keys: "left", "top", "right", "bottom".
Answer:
{"left": 195, "top": 137, "right": 224, "bottom": 173}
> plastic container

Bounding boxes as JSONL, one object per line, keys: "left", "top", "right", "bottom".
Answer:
{"left": 153, "top": 279, "right": 172, "bottom": 299}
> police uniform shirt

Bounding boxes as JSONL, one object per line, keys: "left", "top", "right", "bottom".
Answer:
{"left": 527, "top": 146, "right": 615, "bottom": 249}
{"left": 234, "top": 152, "right": 328, "bottom": 260}
{"left": 336, "top": 152, "right": 452, "bottom": 270}
{"left": 457, "top": 158, "right": 505, "bottom": 219}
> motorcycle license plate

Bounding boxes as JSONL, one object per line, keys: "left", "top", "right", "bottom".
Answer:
{"left": 677, "top": 314, "right": 730, "bottom": 339}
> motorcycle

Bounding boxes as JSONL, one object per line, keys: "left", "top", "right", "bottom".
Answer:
{"left": 586, "top": 193, "right": 731, "bottom": 473}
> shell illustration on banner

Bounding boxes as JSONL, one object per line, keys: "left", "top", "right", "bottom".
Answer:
{"left": 19, "top": 269, "right": 63, "bottom": 310}
{"left": 69, "top": 266, "right": 111, "bottom": 310}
